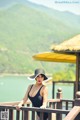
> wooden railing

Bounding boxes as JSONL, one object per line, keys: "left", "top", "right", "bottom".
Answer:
{"left": 0, "top": 89, "right": 80, "bottom": 120}
{"left": 61, "top": 99, "right": 74, "bottom": 110}
{"left": 64, "top": 91, "right": 80, "bottom": 120}
{"left": 0, "top": 104, "right": 70, "bottom": 120}
{"left": 0, "top": 89, "right": 74, "bottom": 120}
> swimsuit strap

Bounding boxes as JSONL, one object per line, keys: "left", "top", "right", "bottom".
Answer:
{"left": 28, "top": 84, "right": 33, "bottom": 93}
{"left": 38, "top": 85, "right": 44, "bottom": 92}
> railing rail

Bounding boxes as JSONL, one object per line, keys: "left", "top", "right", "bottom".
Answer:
{"left": 0, "top": 98, "right": 74, "bottom": 110}
{"left": 61, "top": 99, "right": 74, "bottom": 110}
{"left": 0, "top": 98, "right": 74, "bottom": 120}
{"left": 0, "top": 105, "right": 70, "bottom": 120}
{"left": 0, "top": 100, "right": 31, "bottom": 106}
{"left": 63, "top": 91, "right": 80, "bottom": 120}
{"left": 64, "top": 106, "right": 80, "bottom": 120}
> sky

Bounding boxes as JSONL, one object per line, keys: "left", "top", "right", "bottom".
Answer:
{"left": 28, "top": 0, "right": 80, "bottom": 15}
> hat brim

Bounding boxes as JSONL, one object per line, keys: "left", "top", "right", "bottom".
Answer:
{"left": 28, "top": 73, "right": 48, "bottom": 81}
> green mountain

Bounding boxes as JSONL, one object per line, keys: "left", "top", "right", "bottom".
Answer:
{"left": 0, "top": 2, "right": 79, "bottom": 75}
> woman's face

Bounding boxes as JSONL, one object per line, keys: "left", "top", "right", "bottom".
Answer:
{"left": 35, "top": 74, "right": 44, "bottom": 84}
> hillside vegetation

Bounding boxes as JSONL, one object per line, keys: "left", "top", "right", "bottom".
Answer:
{"left": 0, "top": 1, "right": 80, "bottom": 77}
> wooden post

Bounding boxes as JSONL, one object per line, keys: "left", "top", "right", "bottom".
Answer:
{"left": 52, "top": 82, "right": 55, "bottom": 99}
{"left": 9, "top": 109, "right": 13, "bottom": 120}
{"left": 56, "top": 88, "right": 62, "bottom": 120}
{"left": 75, "top": 54, "right": 80, "bottom": 97}
{"left": 16, "top": 110, "right": 20, "bottom": 120}
{"left": 74, "top": 91, "right": 80, "bottom": 120}
{"left": 56, "top": 88, "right": 62, "bottom": 99}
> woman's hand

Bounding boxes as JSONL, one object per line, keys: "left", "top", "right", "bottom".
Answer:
{"left": 16, "top": 104, "right": 22, "bottom": 111}
{"left": 40, "top": 105, "right": 46, "bottom": 109}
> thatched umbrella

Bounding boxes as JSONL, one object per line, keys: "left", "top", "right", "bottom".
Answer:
{"left": 33, "top": 34, "right": 80, "bottom": 97}
{"left": 51, "top": 34, "right": 80, "bottom": 94}
{"left": 51, "top": 34, "right": 80, "bottom": 52}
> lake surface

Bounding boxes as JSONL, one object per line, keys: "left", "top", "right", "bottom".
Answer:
{"left": 0, "top": 76, "right": 74, "bottom": 102}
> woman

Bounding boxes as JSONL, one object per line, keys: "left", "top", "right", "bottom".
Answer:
{"left": 16, "top": 68, "right": 48, "bottom": 120}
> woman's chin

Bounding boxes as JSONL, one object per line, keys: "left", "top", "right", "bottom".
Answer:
{"left": 38, "top": 82, "right": 42, "bottom": 85}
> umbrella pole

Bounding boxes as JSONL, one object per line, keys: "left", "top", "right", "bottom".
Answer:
{"left": 76, "top": 54, "right": 80, "bottom": 97}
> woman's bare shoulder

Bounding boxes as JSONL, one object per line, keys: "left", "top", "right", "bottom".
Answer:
{"left": 27, "top": 84, "right": 34, "bottom": 91}
{"left": 42, "top": 85, "right": 48, "bottom": 91}
{"left": 28, "top": 84, "right": 33, "bottom": 88}
{"left": 41, "top": 85, "right": 48, "bottom": 96}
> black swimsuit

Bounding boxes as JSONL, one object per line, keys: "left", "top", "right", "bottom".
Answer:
{"left": 28, "top": 85, "right": 48, "bottom": 120}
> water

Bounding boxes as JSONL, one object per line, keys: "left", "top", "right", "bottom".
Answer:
{"left": 0, "top": 76, "right": 74, "bottom": 102}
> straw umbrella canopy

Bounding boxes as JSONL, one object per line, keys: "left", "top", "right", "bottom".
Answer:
{"left": 51, "top": 34, "right": 80, "bottom": 52}
{"left": 33, "top": 34, "right": 80, "bottom": 96}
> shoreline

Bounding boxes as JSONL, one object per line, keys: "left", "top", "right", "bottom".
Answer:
{"left": 0, "top": 73, "right": 32, "bottom": 77}
{"left": 0, "top": 73, "right": 52, "bottom": 77}
{"left": 0, "top": 73, "right": 52, "bottom": 85}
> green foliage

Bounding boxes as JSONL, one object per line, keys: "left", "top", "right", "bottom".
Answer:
{"left": 52, "top": 64, "right": 76, "bottom": 81}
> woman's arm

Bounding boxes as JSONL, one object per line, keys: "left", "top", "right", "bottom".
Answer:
{"left": 16, "top": 85, "right": 32, "bottom": 110}
{"left": 40, "top": 86, "right": 48, "bottom": 108}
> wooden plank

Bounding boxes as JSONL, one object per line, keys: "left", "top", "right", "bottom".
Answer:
{"left": 31, "top": 111, "right": 35, "bottom": 120}
{"left": 64, "top": 106, "right": 80, "bottom": 120}
{"left": 23, "top": 111, "right": 29, "bottom": 120}
{"left": 16, "top": 110, "right": 20, "bottom": 120}
{"left": 9, "top": 109, "right": 13, "bottom": 120}
{"left": 48, "top": 113, "right": 52, "bottom": 120}
{"left": 40, "top": 112, "right": 44, "bottom": 120}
